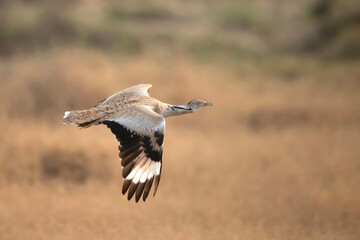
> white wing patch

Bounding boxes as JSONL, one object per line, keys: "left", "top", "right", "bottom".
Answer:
{"left": 102, "top": 105, "right": 164, "bottom": 202}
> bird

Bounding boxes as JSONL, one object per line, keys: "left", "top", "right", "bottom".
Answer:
{"left": 63, "top": 84, "right": 212, "bottom": 202}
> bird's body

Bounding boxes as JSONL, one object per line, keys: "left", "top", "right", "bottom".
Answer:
{"left": 63, "top": 84, "right": 212, "bottom": 202}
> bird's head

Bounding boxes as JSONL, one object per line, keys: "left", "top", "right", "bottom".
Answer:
{"left": 185, "top": 99, "right": 213, "bottom": 111}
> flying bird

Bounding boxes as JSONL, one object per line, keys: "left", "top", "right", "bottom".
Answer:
{"left": 63, "top": 84, "right": 212, "bottom": 202}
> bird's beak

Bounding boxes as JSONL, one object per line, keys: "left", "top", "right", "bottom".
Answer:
{"left": 205, "top": 102, "right": 213, "bottom": 106}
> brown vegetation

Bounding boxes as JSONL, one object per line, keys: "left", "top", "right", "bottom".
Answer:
{"left": 0, "top": 0, "right": 359, "bottom": 239}
{"left": 0, "top": 50, "right": 359, "bottom": 240}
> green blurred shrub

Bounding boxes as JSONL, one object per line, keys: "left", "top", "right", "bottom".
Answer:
{"left": 304, "top": 0, "right": 360, "bottom": 59}
{"left": 0, "top": 0, "right": 358, "bottom": 60}
{"left": 215, "top": 6, "right": 265, "bottom": 31}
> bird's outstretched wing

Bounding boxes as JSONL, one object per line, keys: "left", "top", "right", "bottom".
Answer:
{"left": 95, "top": 84, "right": 152, "bottom": 107}
{"left": 121, "top": 84, "right": 152, "bottom": 97}
{"left": 102, "top": 106, "right": 164, "bottom": 202}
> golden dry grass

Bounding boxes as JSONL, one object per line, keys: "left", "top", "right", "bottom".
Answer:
{"left": 0, "top": 49, "right": 360, "bottom": 239}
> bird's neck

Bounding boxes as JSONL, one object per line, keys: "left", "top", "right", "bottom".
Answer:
{"left": 162, "top": 105, "right": 193, "bottom": 118}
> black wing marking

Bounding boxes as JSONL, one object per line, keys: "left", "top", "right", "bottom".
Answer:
{"left": 102, "top": 120, "right": 163, "bottom": 202}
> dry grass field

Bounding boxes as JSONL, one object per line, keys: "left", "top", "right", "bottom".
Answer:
{"left": 0, "top": 0, "right": 360, "bottom": 239}
{"left": 0, "top": 50, "right": 359, "bottom": 240}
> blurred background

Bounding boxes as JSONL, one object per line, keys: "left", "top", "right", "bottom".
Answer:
{"left": 0, "top": 0, "right": 359, "bottom": 239}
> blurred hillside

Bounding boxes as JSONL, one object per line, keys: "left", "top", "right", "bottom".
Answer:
{"left": 0, "top": 0, "right": 359, "bottom": 59}
{"left": 0, "top": 1, "right": 359, "bottom": 240}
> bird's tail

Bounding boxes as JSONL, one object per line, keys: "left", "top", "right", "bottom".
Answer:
{"left": 62, "top": 107, "right": 107, "bottom": 128}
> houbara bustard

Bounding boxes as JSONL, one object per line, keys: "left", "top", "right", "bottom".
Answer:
{"left": 63, "top": 84, "right": 212, "bottom": 202}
